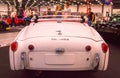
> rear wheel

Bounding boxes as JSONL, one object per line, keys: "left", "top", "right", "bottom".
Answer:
{"left": 92, "top": 63, "right": 99, "bottom": 72}
{"left": 93, "top": 63, "right": 99, "bottom": 72}
{"left": 23, "top": 70, "right": 43, "bottom": 77}
{"left": 35, "top": 71, "right": 43, "bottom": 77}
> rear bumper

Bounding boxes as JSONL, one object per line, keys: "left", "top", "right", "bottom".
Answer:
{"left": 18, "top": 52, "right": 100, "bottom": 71}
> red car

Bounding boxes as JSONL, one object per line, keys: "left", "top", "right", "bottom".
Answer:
{"left": 2, "top": 15, "right": 24, "bottom": 26}
{"left": 15, "top": 16, "right": 24, "bottom": 25}
{"left": 2, "top": 15, "right": 11, "bottom": 25}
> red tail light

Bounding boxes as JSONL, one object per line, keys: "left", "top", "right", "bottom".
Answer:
{"left": 85, "top": 45, "right": 91, "bottom": 51}
{"left": 11, "top": 41, "right": 18, "bottom": 52}
{"left": 28, "top": 45, "right": 34, "bottom": 51}
{"left": 102, "top": 43, "right": 108, "bottom": 53}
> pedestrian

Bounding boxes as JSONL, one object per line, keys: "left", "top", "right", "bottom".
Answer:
{"left": 32, "top": 8, "right": 39, "bottom": 23}
{"left": 10, "top": 10, "right": 17, "bottom": 27}
{"left": 87, "top": 8, "right": 95, "bottom": 26}
{"left": 63, "top": 2, "right": 71, "bottom": 15}
{"left": 55, "top": 4, "right": 62, "bottom": 15}
{"left": 54, "top": 4, "right": 63, "bottom": 18}
{"left": 47, "top": 8, "right": 53, "bottom": 15}
{"left": 24, "top": 7, "right": 32, "bottom": 26}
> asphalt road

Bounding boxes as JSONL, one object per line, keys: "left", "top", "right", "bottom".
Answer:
{"left": 0, "top": 26, "right": 24, "bottom": 34}
{"left": 0, "top": 41, "right": 120, "bottom": 78}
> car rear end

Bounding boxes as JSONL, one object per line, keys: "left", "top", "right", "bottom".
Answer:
{"left": 9, "top": 21, "right": 109, "bottom": 71}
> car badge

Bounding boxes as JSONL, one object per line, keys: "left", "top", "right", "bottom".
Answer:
{"left": 55, "top": 48, "right": 65, "bottom": 54}
{"left": 56, "top": 30, "right": 62, "bottom": 35}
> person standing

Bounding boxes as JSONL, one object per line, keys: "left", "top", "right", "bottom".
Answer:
{"left": 10, "top": 10, "right": 17, "bottom": 27}
{"left": 87, "top": 8, "right": 95, "bottom": 26}
{"left": 55, "top": 4, "right": 62, "bottom": 15}
{"left": 32, "top": 8, "right": 39, "bottom": 23}
{"left": 47, "top": 8, "right": 53, "bottom": 15}
{"left": 24, "top": 7, "right": 32, "bottom": 26}
{"left": 54, "top": 4, "right": 63, "bottom": 18}
{"left": 63, "top": 2, "right": 71, "bottom": 15}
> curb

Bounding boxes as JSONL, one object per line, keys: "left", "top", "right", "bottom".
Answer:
{"left": 0, "top": 43, "right": 10, "bottom": 48}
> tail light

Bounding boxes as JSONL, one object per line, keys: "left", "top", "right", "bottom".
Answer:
{"left": 28, "top": 45, "right": 34, "bottom": 51}
{"left": 85, "top": 45, "right": 91, "bottom": 51}
{"left": 11, "top": 41, "right": 18, "bottom": 52}
{"left": 101, "top": 43, "right": 108, "bottom": 53}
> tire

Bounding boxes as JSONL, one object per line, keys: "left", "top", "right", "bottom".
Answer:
{"left": 92, "top": 62, "right": 99, "bottom": 72}
{"left": 23, "top": 70, "right": 43, "bottom": 77}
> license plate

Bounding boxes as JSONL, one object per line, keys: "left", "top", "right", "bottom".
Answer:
{"left": 45, "top": 54, "right": 75, "bottom": 65}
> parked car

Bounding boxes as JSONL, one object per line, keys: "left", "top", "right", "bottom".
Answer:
{"left": 2, "top": 15, "right": 11, "bottom": 25}
{"left": 95, "top": 15, "right": 120, "bottom": 42}
{"left": 16, "top": 16, "right": 25, "bottom": 25}
{"left": 9, "top": 15, "right": 109, "bottom": 72}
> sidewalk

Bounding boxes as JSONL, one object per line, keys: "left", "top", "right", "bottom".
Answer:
{"left": 0, "top": 26, "right": 24, "bottom": 33}
{"left": 0, "top": 32, "right": 19, "bottom": 47}
{"left": 0, "top": 26, "right": 24, "bottom": 47}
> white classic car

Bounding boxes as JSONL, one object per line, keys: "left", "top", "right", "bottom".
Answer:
{"left": 9, "top": 15, "right": 109, "bottom": 71}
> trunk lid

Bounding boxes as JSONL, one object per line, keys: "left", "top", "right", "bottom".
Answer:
{"left": 18, "top": 22, "right": 102, "bottom": 41}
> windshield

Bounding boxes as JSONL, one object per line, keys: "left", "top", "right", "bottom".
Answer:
{"left": 31, "top": 15, "right": 85, "bottom": 23}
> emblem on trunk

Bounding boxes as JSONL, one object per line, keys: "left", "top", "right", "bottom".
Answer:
{"left": 55, "top": 48, "right": 65, "bottom": 54}
{"left": 56, "top": 30, "right": 62, "bottom": 35}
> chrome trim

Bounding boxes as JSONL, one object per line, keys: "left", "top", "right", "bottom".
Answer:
{"left": 55, "top": 48, "right": 65, "bottom": 54}
{"left": 92, "top": 53, "right": 100, "bottom": 68}
{"left": 20, "top": 52, "right": 27, "bottom": 69}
